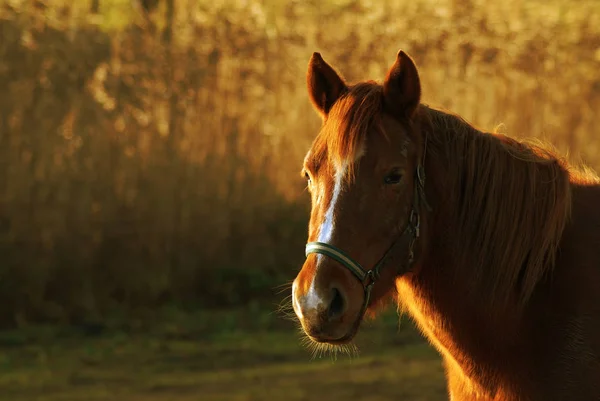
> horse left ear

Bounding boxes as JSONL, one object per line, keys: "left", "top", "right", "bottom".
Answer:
{"left": 383, "top": 50, "right": 421, "bottom": 119}
{"left": 307, "top": 52, "right": 347, "bottom": 118}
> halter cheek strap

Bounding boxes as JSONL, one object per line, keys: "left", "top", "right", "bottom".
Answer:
{"left": 305, "top": 163, "right": 431, "bottom": 320}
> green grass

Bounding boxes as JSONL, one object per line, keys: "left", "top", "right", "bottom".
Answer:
{"left": 0, "top": 308, "right": 446, "bottom": 401}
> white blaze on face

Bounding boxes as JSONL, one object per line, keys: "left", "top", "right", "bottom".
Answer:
{"left": 301, "top": 142, "right": 366, "bottom": 312}
{"left": 300, "top": 164, "right": 346, "bottom": 312}
{"left": 317, "top": 142, "right": 365, "bottom": 244}
{"left": 316, "top": 165, "right": 345, "bottom": 243}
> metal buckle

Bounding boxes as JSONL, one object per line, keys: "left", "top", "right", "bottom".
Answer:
{"left": 409, "top": 209, "right": 420, "bottom": 238}
{"left": 417, "top": 164, "right": 426, "bottom": 187}
{"left": 364, "top": 269, "right": 376, "bottom": 287}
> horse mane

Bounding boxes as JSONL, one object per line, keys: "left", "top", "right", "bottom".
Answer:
{"left": 420, "top": 106, "right": 588, "bottom": 309}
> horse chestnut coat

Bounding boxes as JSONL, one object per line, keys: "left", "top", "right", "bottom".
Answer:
{"left": 291, "top": 50, "right": 600, "bottom": 401}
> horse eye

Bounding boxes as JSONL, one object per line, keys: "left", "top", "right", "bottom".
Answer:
{"left": 384, "top": 171, "right": 403, "bottom": 185}
{"left": 304, "top": 171, "right": 311, "bottom": 183}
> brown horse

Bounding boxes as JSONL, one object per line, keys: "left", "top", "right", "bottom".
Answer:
{"left": 291, "top": 50, "right": 600, "bottom": 400}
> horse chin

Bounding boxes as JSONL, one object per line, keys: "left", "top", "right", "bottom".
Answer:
{"left": 323, "top": 332, "right": 356, "bottom": 346}
{"left": 305, "top": 315, "right": 363, "bottom": 346}
{"left": 307, "top": 334, "right": 354, "bottom": 347}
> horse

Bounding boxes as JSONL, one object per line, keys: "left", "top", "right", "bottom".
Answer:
{"left": 290, "top": 50, "right": 600, "bottom": 400}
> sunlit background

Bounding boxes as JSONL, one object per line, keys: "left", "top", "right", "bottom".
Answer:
{"left": 0, "top": 0, "right": 599, "bottom": 399}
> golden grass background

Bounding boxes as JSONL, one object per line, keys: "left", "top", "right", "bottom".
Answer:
{"left": 0, "top": 0, "right": 599, "bottom": 327}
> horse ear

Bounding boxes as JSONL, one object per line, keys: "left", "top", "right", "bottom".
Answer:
{"left": 383, "top": 50, "right": 421, "bottom": 118}
{"left": 307, "top": 52, "right": 347, "bottom": 118}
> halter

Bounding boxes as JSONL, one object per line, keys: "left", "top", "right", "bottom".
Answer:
{"left": 305, "top": 157, "right": 431, "bottom": 322}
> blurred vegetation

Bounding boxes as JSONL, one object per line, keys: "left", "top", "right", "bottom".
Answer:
{"left": 0, "top": 0, "right": 599, "bottom": 328}
{"left": 0, "top": 309, "right": 447, "bottom": 401}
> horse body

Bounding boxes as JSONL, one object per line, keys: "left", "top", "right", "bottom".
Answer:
{"left": 291, "top": 50, "right": 600, "bottom": 400}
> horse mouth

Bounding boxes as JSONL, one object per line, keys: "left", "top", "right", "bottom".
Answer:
{"left": 308, "top": 332, "right": 355, "bottom": 345}
{"left": 317, "top": 332, "right": 355, "bottom": 345}
{"left": 305, "top": 315, "right": 363, "bottom": 345}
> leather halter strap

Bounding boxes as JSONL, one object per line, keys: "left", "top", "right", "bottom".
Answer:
{"left": 305, "top": 163, "right": 431, "bottom": 320}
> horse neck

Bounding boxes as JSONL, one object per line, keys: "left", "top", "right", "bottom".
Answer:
{"left": 401, "top": 107, "right": 570, "bottom": 387}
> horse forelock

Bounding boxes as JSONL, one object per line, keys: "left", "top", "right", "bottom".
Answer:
{"left": 309, "top": 82, "right": 385, "bottom": 183}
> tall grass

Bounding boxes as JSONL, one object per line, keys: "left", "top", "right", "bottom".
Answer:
{"left": 0, "top": 0, "right": 598, "bottom": 327}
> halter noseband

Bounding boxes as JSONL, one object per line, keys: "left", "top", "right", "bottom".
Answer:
{"left": 305, "top": 163, "right": 431, "bottom": 321}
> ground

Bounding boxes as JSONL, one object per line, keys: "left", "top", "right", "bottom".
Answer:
{"left": 0, "top": 308, "right": 446, "bottom": 401}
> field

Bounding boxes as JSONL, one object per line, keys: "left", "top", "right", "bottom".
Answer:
{"left": 0, "top": 309, "right": 446, "bottom": 401}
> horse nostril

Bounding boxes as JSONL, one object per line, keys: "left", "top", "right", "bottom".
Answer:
{"left": 328, "top": 287, "right": 346, "bottom": 320}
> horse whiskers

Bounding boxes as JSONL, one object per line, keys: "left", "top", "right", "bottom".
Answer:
{"left": 275, "top": 293, "right": 292, "bottom": 310}
{"left": 274, "top": 294, "right": 297, "bottom": 322}
{"left": 273, "top": 281, "right": 294, "bottom": 294}
{"left": 298, "top": 330, "right": 360, "bottom": 361}
{"left": 277, "top": 311, "right": 297, "bottom": 322}
{"left": 272, "top": 282, "right": 297, "bottom": 321}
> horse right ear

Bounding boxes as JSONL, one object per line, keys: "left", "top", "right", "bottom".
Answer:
{"left": 307, "top": 52, "right": 347, "bottom": 118}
